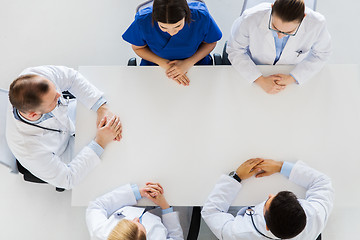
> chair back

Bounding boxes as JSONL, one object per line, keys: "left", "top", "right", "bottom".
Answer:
{"left": 136, "top": 0, "right": 206, "bottom": 13}
{"left": 0, "top": 88, "right": 18, "bottom": 173}
{"left": 241, "top": 0, "right": 317, "bottom": 15}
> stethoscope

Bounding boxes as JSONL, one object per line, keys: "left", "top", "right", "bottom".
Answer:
{"left": 246, "top": 207, "right": 280, "bottom": 240}
{"left": 14, "top": 96, "right": 73, "bottom": 135}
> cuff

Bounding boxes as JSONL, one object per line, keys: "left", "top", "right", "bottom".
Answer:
{"left": 91, "top": 97, "right": 107, "bottom": 112}
{"left": 88, "top": 140, "right": 104, "bottom": 157}
{"left": 162, "top": 207, "right": 174, "bottom": 215}
{"left": 131, "top": 184, "right": 142, "bottom": 201}
{"left": 280, "top": 161, "right": 295, "bottom": 178}
{"left": 289, "top": 73, "right": 299, "bottom": 85}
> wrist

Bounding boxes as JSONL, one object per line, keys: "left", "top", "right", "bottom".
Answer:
{"left": 94, "top": 137, "right": 105, "bottom": 149}
{"left": 277, "top": 161, "right": 284, "bottom": 172}
{"left": 159, "top": 202, "right": 170, "bottom": 210}
{"left": 229, "top": 171, "right": 242, "bottom": 183}
{"left": 97, "top": 104, "right": 108, "bottom": 113}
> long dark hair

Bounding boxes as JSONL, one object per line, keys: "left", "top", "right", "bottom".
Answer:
{"left": 152, "top": 0, "right": 191, "bottom": 24}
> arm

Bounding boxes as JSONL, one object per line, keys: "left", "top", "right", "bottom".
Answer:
{"left": 227, "top": 16, "right": 263, "bottom": 83}
{"left": 132, "top": 45, "right": 170, "bottom": 70}
{"left": 142, "top": 182, "right": 184, "bottom": 240}
{"left": 86, "top": 184, "right": 138, "bottom": 238}
{"left": 201, "top": 158, "right": 263, "bottom": 239}
{"left": 162, "top": 209, "right": 184, "bottom": 240}
{"left": 290, "top": 19, "right": 332, "bottom": 84}
{"left": 289, "top": 161, "right": 334, "bottom": 227}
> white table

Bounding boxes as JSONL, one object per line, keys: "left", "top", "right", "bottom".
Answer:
{"left": 72, "top": 65, "right": 360, "bottom": 207}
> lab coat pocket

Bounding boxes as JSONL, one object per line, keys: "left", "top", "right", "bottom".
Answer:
{"left": 294, "top": 49, "right": 310, "bottom": 62}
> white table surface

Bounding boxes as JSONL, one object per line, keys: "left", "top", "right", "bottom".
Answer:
{"left": 72, "top": 65, "right": 360, "bottom": 207}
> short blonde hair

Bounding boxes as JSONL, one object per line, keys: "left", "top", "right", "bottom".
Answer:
{"left": 108, "top": 219, "right": 146, "bottom": 240}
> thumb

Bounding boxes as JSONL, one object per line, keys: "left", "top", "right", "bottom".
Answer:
{"left": 98, "top": 116, "right": 106, "bottom": 128}
{"left": 168, "top": 60, "right": 177, "bottom": 65}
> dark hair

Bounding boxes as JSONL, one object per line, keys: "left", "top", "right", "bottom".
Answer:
{"left": 9, "top": 74, "right": 50, "bottom": 113}
{"left": 272, "top": 0, "right": 305, "bottom": 22}
{"left": 264, "top": 191, "right": 306, "bottom": 239}
{"left": 152, "top": 0, "right": 191, "bottom": 24}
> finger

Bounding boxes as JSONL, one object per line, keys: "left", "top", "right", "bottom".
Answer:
{"left": 106, "top": 115, "right": 116, "bottom": 127}
{"left": 255, "top": 171, "right": 272, "bottom": 178}
{"left": 115, "top": 122, "right": 122, "bottom": 132}
{"left": 98, "top": 116, "right": 107, "bottom": 128}
{"left": 182, "top": 76, "right": 189, "bottom": 85}
{"left": 146, "top": 184, "right": 163, "bottom": 193}
{"left": 168, "top": 60, "right": 177, "bottom": 65}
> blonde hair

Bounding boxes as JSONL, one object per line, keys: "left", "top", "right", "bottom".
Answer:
{"left": 107, "top": 219, "right": 146, "bottom": 240}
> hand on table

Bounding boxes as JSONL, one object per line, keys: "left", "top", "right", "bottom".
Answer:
{"left": 254, "top": 159, "right": 283, "bottom": 178}
{"left": 254, "top": 75, "right": 286, "bottom": 94}
{"left": 96, "top": 104, "right": 122, "bottom": 141}
{"left": 236, "top": 158, "right": 264, "bottom": 180}
{"left": 166, "top": 60, "right": 193, "bottom": 86}
{"left": 140, "top": 182, "right": 170, "bottom": 210}
{"left": 94, "top": 115, "right": 122, "bottom": 148}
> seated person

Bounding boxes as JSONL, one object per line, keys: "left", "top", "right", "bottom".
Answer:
{"left": 227, "top": 0, "right": 331, "bottom": 94}
{"left": 86, "top": 182, "right": 183, "bottom": 240}
{"left": 6, "top": 65, "right": 122, "bottom": 190}
{"left": 201, "top": 158, "right": 334, "bottom": 239}
{"left": 122, "top": 0, "right": 222, "bottom": 86}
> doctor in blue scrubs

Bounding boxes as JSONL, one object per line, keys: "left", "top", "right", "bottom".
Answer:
{"left": 123, "top": 0, "right": 222, "bottom": 86}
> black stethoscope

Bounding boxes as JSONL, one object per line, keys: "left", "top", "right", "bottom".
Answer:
{"left": 246, "top": 207, "right": 280, "bottom": 240}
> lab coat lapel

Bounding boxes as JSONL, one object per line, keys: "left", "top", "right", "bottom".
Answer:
{"left": 277, "top": 20, "right": 307, "bottom": 64}
{"left": 259, "top": 11, "right": 276, "bottom": 62}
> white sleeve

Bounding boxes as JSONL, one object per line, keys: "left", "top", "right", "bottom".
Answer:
{"left": 201, "top": 175, "right": 243, "bottom": 239}
{"left": 162, "top": 212, "right": 184, "bottom": 240}
{"left": 12, "top": 136, "right": 101, "bottom": 190}
{"left": 290, "top": 19, "right": 332, "bottom": 84}
{"left": 86, "top": 184, "right": 137, "bottom": 238}
{"left": 20, "top": 65, "right": 104, "bottom": 110}
{"left": 289, "top": 161, "right": 334, "bottom": 228}
{"left": 227, "top": 16, "right": 263, "bottom": 83}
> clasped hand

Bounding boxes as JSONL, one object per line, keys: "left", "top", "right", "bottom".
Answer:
{"left": 165, "top": 60, "right": 193, "bottom": 86}
{"left": 236, "top": 158, "right": 283, "bottom": 180}
{"left": 140, "top": 182, "right": 170, "bottom": 210}
{"left": 255, "top": 74, "right": 296, "bottom": 94}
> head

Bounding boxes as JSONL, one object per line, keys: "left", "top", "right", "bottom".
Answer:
{"left": 263, "top": 191, "right": 307, "bottom": 239}
{"left": 9, "top": 74, "right": 61, "bottom": 117}
{"left": 271, "top": 0, "right": 305, "bottom": 38}
{"left": 152, "top": 0, "right": 191, "bottom": 36}
{"left": 108, "top": 218, "right": 146, "bottom": 240}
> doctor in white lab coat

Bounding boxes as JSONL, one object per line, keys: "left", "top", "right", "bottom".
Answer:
{"left": 86, "top": 182, "right": 184, "bottom": 240}
{"left": 6, "top": 65, "right": 122, "bottom": 190}
{"left": 227, "top": 0, "right": 331, "bottom": 94}
{"left": 201, "top": 158, "right": 334, "bottom": 239}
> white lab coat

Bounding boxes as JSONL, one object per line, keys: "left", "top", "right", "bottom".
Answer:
{"left": 6, "top": 65, "right": 104, "bottom": 190}
{"left": 86, "top": 184, "right": 184, "bottom": 240}
{"left": 227, "top": 3, "right": 332, "bottom": 84}
{"left": 201, "top": 161, "right": 334, "bottom": 240}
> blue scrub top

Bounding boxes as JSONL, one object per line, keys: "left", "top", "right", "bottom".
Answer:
{"left": 122, "top": 2, "right": 222, "bottom": 66}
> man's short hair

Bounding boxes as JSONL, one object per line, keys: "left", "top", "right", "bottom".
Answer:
{"left": 8, "top": 74, "right": 50, "bottom": 113}
{"left": 264, "top": 191, "right": 307, "bottom": 239}
{"left": 272, "top": 0, "right": 305, "bottom": 22}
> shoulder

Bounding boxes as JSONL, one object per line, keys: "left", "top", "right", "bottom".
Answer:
{"left": 135, "top": 6, "right": 153, "bottom": 24}
{"left": 189, "top": 1, "right": 211, "bottom": 21}
{"left": 242, "top": 3, "right": 271, "bottom": 21}
{"left": 304, "top": 8, "right": 327, "bottom": 28}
